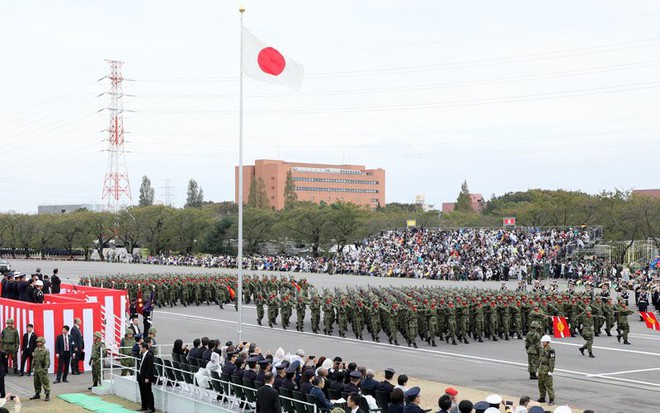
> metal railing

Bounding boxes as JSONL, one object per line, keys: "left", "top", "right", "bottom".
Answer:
{"left": 102, "top": 351, "right": 318, "bottom": 413}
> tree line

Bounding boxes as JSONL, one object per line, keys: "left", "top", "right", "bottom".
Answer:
{"left": 0, "top": 186, "right": 657, "bottom": 260}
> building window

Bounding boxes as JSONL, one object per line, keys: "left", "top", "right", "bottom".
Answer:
{"left": 338, "top": 197, "right": 344, "bottom": 202}
{"left": 271, "top": 176, "right": 275, "bottom": 180}
{"left": 371, "top": 198, "right": 379, "bottom": 202}
{"left": 293, "top": 177, "right": 378, "bottom": 185}
{"left": 271, "top": 196, "right": 275, "bottom": 200}
{"left": 294, "top": 187, "right": 378, "bottom": 194}
{"left": 271, "top": 186, "right": 275, "bottom": 190}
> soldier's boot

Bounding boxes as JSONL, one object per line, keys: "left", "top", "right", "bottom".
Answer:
{"left": 431, "top": 340, "right": 437, "bottom": 347}
{"left": 579, "top": 347, "right": 585, "bottom": 356}
{"left": 359, "top": 335, "right": 363, "bottom": 340}
{"left": 412, "top": 342, "right": 418, "bottom": 348}
{"left": 478, "top": 337, "right": 483, "bottom": 343}
{"left": 606, "top": 330, "right": 611, "bottom": 336}
{"left": 529, "top": 372, "right": 537, "bottom": 380}
{"left": 30, "top": 394, "right": 40, "bottom": 400}
{"left": 463, "top": 337, "right": 469, "bottom": 344}
{"left": 518, "top": 334, "right": 524, "bottom": 340}
{"left": 617, "top": 334, "right": 621, "bottom": 342}
{"left": 394, "top": 340, "right": 399, "bottom": 346}
{"left": 45, "top": 394, "right": 50, "bottom": 402}
{"left": 537, "top": 398, "right": 546, "bottom": 403}
{"left": 548, "top": 400, "right": 554, "bottom": 406}
{"left": 257, "top": 320, "right": 262, "bottom": 326}
{"left": 624, "top": 340, "right": 631, "bottom": 345}
{"left": 451, "top": 339, "right": 457, "bottom": 345}
{"left": 220, "top": 303, "right": 224, "bottom": 309}
{"left": 589, "top": 352, "right": 595, "bottom": 358}
{"left": 13, "top": 368, "right": 18, "bottom": 374}
{"left": 269, "top": 322, "right": 273, "bottom": 328}
{"left": 388, "top": 337, "right": 392, "bottom": 344}
{"left": 426, "top": 337, "right": 431, "bottom": 345}
{"left": 505, "top": 334, "right": 509, "bottom": 341}
{"left": 445, "top": 336, "right": 450, "bottom": 344}
{"left": 492, "top": 336, "right": 498, "bottom": 342}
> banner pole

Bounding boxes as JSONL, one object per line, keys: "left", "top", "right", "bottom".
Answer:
{"left": 237, "top": 7, "right": 246, "bottom": 345}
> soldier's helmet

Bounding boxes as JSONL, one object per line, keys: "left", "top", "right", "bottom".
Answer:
{"left": 530, "top": 321, "right": 540, "bottom": 329}
{"left": 149, "top": 327, "right": 157, "bottom": 334}
{"left": 125, "top": 330, "right": 134, "bottom": 337}
{"left": 37, "top": 337, "right": 46, "bottom": 344}
{"left": 94, "top": 331, "right": 102, "bottom": 339}
{"left": 6, "top": 318, "right": 13, "bottom": 324}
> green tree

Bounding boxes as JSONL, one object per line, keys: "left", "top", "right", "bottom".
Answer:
{"left": 6, "top": 214, "right": 38, "bottom": 258}
{"left": 327, "top": 203, "right": 366, "bottom": 254}
{"left": 168, "top": 208, "right": 211, "bottom": 253}
{"left": 455, "top": 180, "right": 474, "bottom": 213}
{"left": 138, "top": 176, "right": 155, "bottom": 206}
{"left": 185, "top": 179, "right": 204, "bottom": 209}
{"left": 243, "top": 207, "right": 275, "bottom": 254}
{"left": 247, "top": 177, "right": 270, "bottom": 209}
{"left": 116, "top": 207, "right": 141, "bottom": 255}
{"left": 283, "top": 170, "right": 298, "bottom": 208}
{"left": 133, "top": 205, "right": 175, "bottom": 255}
{"left": 200, "top": 217, "right": 236, "bottom": 254}
{"left": 33, "top": 215, "right": 59, "bottom": 259}
{"left": 276, "top": 203, "right": 330, "bottom": 257}
{"left": 54, "top": 212, "right": 87, "bottom": 259}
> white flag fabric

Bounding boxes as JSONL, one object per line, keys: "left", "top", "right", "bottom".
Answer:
{"left": 242, "top": 27, "right": 304, "bottom": 91}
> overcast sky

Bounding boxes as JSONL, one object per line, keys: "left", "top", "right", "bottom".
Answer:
{"left": 1, "top": 1, "right": 659, "bottom": 213}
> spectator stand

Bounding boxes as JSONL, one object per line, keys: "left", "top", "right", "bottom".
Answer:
{"left": 101, "top": 350, "right": 318, "bottom": 413}
{"left": 0, "top": 283, "right": 126, "bottom": 373}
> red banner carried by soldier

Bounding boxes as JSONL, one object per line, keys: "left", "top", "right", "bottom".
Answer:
{"left": 640, "top": 312, "right": 659, "bottom": 331}
{"left": 552, "top": 316, "right": 570, "bottom": 338}
{"left": 136, "top": 288, "right": 144, "bottom": 314}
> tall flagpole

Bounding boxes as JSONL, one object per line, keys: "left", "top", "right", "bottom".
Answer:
{"left": 237, "top": 7, "right": 245, "bottom": 345}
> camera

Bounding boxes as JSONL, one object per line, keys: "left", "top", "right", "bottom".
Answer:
{"left": 9, "top": 396, "right": 15, "bottom": 401}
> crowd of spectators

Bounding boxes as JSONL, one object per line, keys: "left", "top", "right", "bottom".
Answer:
{"left": 138, "top": 227, "right": 615, "bottom": 282}
{"left": 160, "top": 337, "right": 588, "bottom": 413}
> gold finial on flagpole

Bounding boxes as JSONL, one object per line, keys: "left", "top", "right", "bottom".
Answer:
{"left": 239, "top": 7, "right": 245, "bottom": 14}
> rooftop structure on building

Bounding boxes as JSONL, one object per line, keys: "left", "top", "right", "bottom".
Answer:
{"left": 632, "top": 189, "right": 660, "bottom": 198}
{"left": 441, "top": 193, "right": 484, "bottom": 214}
{"left": 236, "top": 159, "right": 385, "bottom": 210}
{"left": 415, "top": 194, "right": 436, "bottom": 212}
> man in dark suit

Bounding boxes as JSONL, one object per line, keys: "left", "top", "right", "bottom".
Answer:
{"left": 376, "top": 368, "right": 395, "bottom": 402}
{"left": 50, "top": 269, "right": 61, "bottom": 294}
{"left": 70, "top": 318, "right": 84, "bottom": 375}
{"left": 54, "top": 325, "right": 75, "bottom": 383}
{"left": 20, "top": 324, "right": 37, "bottom": 376}
{"left": 256, "top": 372, "right": 281, "bottom": 413}
{"left": 138, "top": 342, "right": 155, "bottom": 413}
{"left": 403, "top": 387, "right": 424, "bottom": 413}
{"left": 128, "top": 316, "right": 142, "bottom": 337}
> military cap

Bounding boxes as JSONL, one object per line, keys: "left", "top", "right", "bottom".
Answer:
{"left": 125, "top": 330, "right": 134, "bottom": 336}
{"left": 303, "top": 369, "right": 315, "bottom": 378}
{"left": 384, "top": 367, "right": 395, "bottom": 374}
{"left": 36, "top": 337, "right": 46, "bottom": 344}
{"left": 528, "top": 407, "right": 544, "bottom": 413}
{"left": 349, "top": 370, "right": 362, "bottom": 379}
{"left": 485, "top": 394, "right": 502, "bottom": 405}
{"left": 134, "top": 333, "right": 143, "bottom": 340}
{"left": 285, "top": 366, "right": 297, "bottom": 374}
{"left": 473, "top": 401, "right": 490, "bottom": 413}
{"left": 5, "top": 273, "right": 13, "bottom": 279}
{"left": 94, "top": 331, "right": 102, "bottom": 338}
{"left": 5, "top": 319, "right": 13, "bottom": 324}
{"left": 247, "top": 356, "right": 259, "bottom": 364}
{"left": 257, "top": 359, "right": 270, "bottom": 366}
{"left": 227, "top": 350, "right": 239, "bottom": 356}
{"left": 148, "top": 327, "right": 157, "bottom": 334}
{"left": 404, "top": 386, "right": 420, "bottom": 398}
{"left": 275, "top": 363, "right": 286, "bottom": 370}
{"left": 444, "top": 387, "right": 458, "bottom": 396}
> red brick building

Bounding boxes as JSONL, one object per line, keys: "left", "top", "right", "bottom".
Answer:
{"left": 441, "top": 194, "right": 484, "bottom": 214}
{"left": 235, "top": 159, "right": 386, "bottom": 210}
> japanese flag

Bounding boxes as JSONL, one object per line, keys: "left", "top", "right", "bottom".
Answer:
{"left": 242, "top": 27, "right": 304, "bottom": 91}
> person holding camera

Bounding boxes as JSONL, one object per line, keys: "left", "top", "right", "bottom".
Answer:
{"left": 0, "top": 393, "right": 21, "bottom": 413}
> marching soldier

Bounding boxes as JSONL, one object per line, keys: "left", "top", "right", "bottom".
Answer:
{"left": 578, "top": 307, "right": 595, "bottom": 358}
{"left": 525, "top": 321, "right": 542, "bottom": 380}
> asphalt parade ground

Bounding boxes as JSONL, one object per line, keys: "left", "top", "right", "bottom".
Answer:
{"left": 8, "top": 259, "right": 660, "bottom": 411}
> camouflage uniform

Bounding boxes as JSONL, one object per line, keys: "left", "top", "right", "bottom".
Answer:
{"left": 525, "top": 321, "right": 541, "bottom": 379}
{"left": 537, "top": 340, "right": 556, "bottom": 403}
{"left": 119, "top": 331, "right": 136, "bottom": 376}
{"left": 89, "top": 331, "right": 105, "bottom": 387}
{"left": 1, "top": 319, "right": 19, "bottom": 373}
{"left": 30, "top": 337, "right": 50, "bottom": 401}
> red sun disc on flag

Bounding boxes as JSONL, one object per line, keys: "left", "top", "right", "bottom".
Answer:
{"left": 257, "top": 47, "right": 286, "bottom": 75}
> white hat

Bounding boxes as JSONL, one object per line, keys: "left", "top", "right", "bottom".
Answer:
{"left": 485, "top": 408, "right": 501, "bottom": 413}
{"left": 486, "top": 394, "right": 503, "bottom": 404}
{"left": 35, "top": 280, "right": 43, "bottom": 286}
{"left": 554, "top": 407, "right": 572, "bottom": 413}
{"left": 541, "top": 335, "right": 552, "bottom": 343}
{"left": 295, "top": 348, "right": 305, "bottom": 357}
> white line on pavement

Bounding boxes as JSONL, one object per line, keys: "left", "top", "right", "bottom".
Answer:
{"left": 156, "top": 310, "right": 660, "bottom": 389}
{"left": 587, "top": 367, "right": 660, "bottom": 377}
{"left": 552, "top": 341, "right": 660, "bottom": 357}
